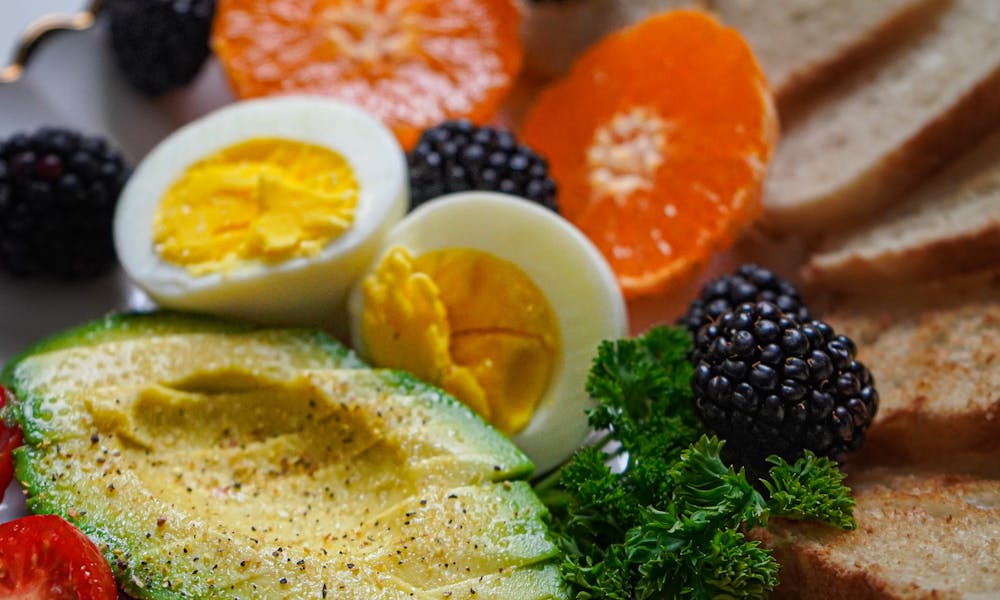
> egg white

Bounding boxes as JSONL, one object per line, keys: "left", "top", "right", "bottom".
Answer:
{"left": 347, "top": 192, "right": 628, "bottom": 474}
{"left": 114, "top": 96, "right": 407, "bottom": 337}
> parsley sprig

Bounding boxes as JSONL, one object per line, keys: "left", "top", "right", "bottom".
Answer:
{"left": 534, "top": 325, "right": 856, "bottom": 599}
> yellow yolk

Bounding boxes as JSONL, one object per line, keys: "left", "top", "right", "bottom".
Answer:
{"left": 360, "top": 246, "right": 561, "bottom": 436}
{"left": 154, "top": 138, "right": 359, "bottom": 275}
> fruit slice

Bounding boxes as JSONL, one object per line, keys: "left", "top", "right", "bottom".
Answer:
{"left": 212, "top": 0, "right": 524, "bottom": 150}
{"left": 521, "top": 10, "right": 778, "bottom": 298}
{"left": 0, "top": 387, "right": 23, "bottom": 504}
{"left": 0, "top": 515, "right": 118, "bottom": 600}
{"left": 3, "top": 312, "right": 566, "bottom": 599}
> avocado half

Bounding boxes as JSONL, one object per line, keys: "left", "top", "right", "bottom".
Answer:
{"left": 2, "top": 311, "right": 568, "bottom": 599}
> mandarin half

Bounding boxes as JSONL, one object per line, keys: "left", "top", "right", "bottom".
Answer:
{"left": 522, "top": 10, "right": 778, "bottom": 298}
{"left": 212, "top": 0, "right": 523, "bottom": 149}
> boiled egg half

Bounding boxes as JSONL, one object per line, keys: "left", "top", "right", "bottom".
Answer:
{"left": 114, "top": 96, "right": 407, "bottom": 335}
{"left": 347, "top": 192, "right": 628, "bottom": 473}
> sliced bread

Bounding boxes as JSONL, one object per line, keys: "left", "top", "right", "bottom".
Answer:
{"left": 757, "top": 469, "right": 1000, "bottom": 599}
{"left": 802, "top": 129, "right": 1000, "bottom": 289}
{"left": 761, "top": 0, "right": 1000, "bottom": 234}
{"left": 818, "top": 271, "right": 1000, "bottom": 477}
{"left": 708, "top": 0, "right": 945, "bottom": 111}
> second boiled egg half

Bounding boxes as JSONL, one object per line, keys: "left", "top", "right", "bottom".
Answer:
{"left": 114, "top": 96, "right": 407, "bottom": 335}
{"left": 348, "top": 192, "right": 628, "bottom": 473}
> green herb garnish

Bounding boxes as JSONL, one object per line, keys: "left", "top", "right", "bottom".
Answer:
{"left": 535, "top": 325, "right": 856, "bottom": 599}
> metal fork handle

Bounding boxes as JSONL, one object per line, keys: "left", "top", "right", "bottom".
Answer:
{"left": 1, "top": 0, "right": 104, "bottom": 84}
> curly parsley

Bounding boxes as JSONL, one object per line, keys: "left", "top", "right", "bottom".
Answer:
{"left": 535, "top": 325, "right": 856, "bottom": 599}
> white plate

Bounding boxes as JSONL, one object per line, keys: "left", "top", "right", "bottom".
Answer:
{"left": 0, "top": 14, "right": 238, "bottom": 353}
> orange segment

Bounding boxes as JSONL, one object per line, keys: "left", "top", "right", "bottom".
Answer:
{"left": 212, "top": 0, "right": 523, "bottom": 149}
{"left": 521, "top": 10, "right": 778, "bottom": 298}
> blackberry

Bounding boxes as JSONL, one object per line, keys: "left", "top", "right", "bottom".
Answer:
{"left": 679, "top": 264, "right": 811, "bottom": 336}
{"left": 691, "top": 301, "right": 878, "bottom": 467}
{"left": 0, "top": 127, "right": 130, "bottom": 280}
{"left": 407, "top": 120, "right": 558, "bottom": 212}
{"left": 108, "top": 0, "right": 216, "bottom": 96}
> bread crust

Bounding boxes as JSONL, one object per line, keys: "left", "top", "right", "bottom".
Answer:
{"left": 761, "top": 0, "right": 1000, "bottom": 235}
{"left": 821, "top": 282, "right": 1000, "bottom": 476}
{"left": 775, "top": 0, "right": 949, "bottom": 114}
{"left": 801, "top": 221, "right": 1000, "bottom": 289}
{"left": 757, "top": 472, "right": 1000, "bottom": 599}
{"left": 762, "top": 532, "right": 959, "bottom": 600}
{"left": 764, "top": 59, "right": 1000, "bottom": 234}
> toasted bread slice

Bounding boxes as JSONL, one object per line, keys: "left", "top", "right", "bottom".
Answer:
{"left": 818, "top": 271, "right": 1000, "bottom": 477}
{"left": 708, "top": 0, "right": 945, "bottom": 111}
{"left": 802, "top": 129, "right": 1000, "bottom": 290}
{"left": 762, "top": 0, "right": 1000, "bottom": 234}
{"left": 758, "top": 469, "right": 1000, "bottom": 599}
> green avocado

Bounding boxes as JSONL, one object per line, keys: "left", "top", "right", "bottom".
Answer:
{"left": 2, "top": 311, "right": 567, "bottom": 599}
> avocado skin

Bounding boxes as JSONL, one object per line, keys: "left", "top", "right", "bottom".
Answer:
{"left": 3, "top": 311, "right": 568, "bottom": 599}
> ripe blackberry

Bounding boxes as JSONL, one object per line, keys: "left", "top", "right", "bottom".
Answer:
{"left": 108, "top": 0, "right": 216, "bottom": 96}
{"left": 691, "top": 301, "right": 878, "bottom": 466}
{"left": 0, "top": 127, "right": 130, "bottom": 280}
{"left": 679, "top": 264, "right": 811, "bottom": 336}
{"left": 408, "top": 120, "right": 558, "bottom": 211}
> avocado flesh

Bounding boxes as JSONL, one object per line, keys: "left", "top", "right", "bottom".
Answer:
{"left": 4, "top": 313, "right": 567, "bottom": 599}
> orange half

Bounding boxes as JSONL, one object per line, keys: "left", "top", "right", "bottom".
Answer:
{"left": 213, "top": 0, "right": 523, "bottom": 149}
{"left": 522, "top": 10, "right": 778, "bottom": 298}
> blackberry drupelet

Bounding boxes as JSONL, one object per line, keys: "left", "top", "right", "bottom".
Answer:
{"left": 691, "top": 301, "right": 878, "bottom": 467}
{"left": 108, "top": 0, "right": 216, "bottom": 96}
{"left": 0, "top": 127, "right": 130, "bottom": 280}
{"left": 679, "top": 264, "right": 811, "bottom": 336}
{"left": 407, "top": 120, "right": 558, "bottom": 211}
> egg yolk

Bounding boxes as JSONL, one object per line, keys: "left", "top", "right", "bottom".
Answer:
{"left": 154, "top": 138, "right": 359, "bottom": 275}
{"left": 360, "top": 246, "right": 561, "bottom": 436}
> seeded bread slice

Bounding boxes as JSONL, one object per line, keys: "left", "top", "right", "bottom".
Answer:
{"left": 802, "top": 129, "right": 1000, "bottom": 289}
{"left": 819, "top": 271, "right": 1000, "bottom": 477}
{"left": 762, "top": 0, "right": 1000, "bottom": 234}
{"left": 757, "top": 469, "right": 1000, "bottom": 599}
{"left": 708, "top": 0, "right": 945, "bottom": 110}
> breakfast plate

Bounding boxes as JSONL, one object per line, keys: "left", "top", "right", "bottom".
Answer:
{"left": 1, "top": 2, "right": 995, "bottom": 598}
{"left": 0, "top": 1, "right": 795, "bottom": 527}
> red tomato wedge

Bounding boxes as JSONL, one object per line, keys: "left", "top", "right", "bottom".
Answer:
{"left": 0, "top": 387, "right": 23, "bottom": 504}
{"left": 0, "top": 515, "right": 118, "bottom": 600}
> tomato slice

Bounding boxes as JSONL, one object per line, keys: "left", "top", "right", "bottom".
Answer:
{"left": 0, "top": 514, "right": 118, "bottom": 599}
{"left": 0, "top": 386, "right": 23, "bottom": 504}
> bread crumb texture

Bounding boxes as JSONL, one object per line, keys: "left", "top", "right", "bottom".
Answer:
{"left": 758, "top": 471, "right": 1000, "bottom": 599}
{"left": 822, "top": 283, "right": 1000, "bottom": 475}
{"left": 761, "top": 0, "right": 1000, "bottom": 232}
